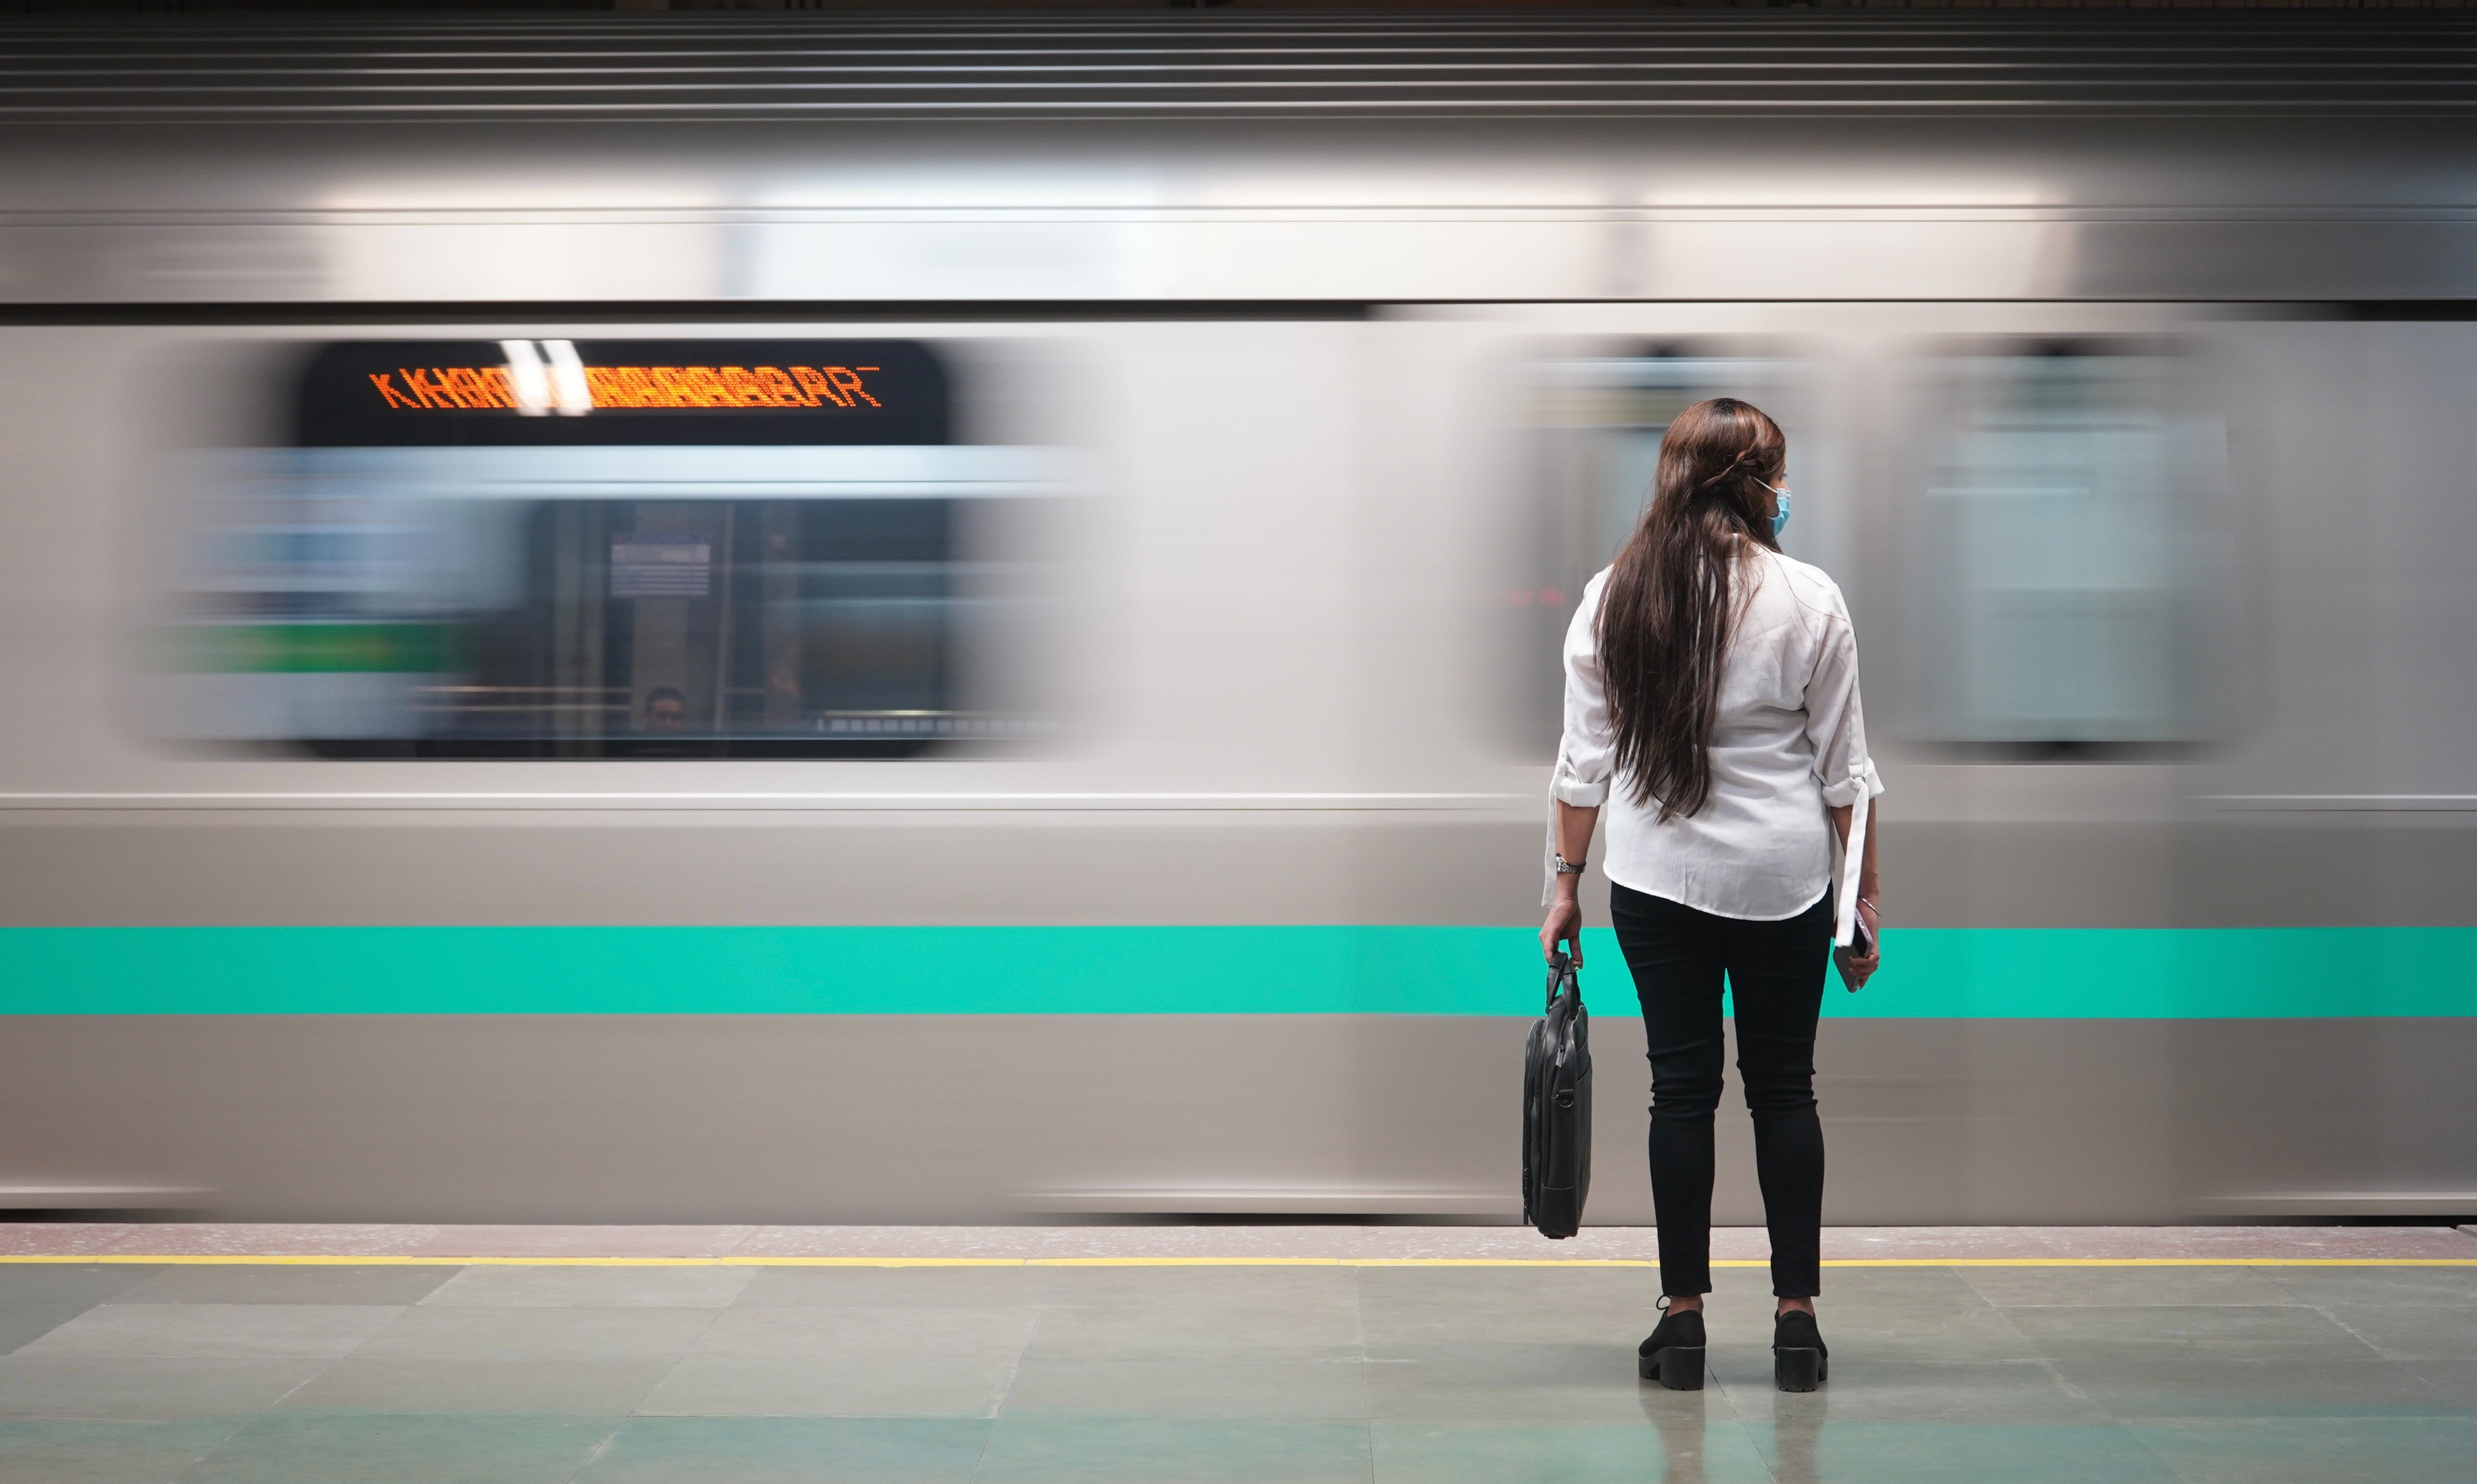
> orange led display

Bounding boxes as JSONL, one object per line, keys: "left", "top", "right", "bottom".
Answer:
{"left": 366, "top": 365, "right": 886, "bottom": 412}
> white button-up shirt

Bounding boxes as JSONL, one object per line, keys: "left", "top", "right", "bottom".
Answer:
{"left": 1551, "top": 547, "right": 1883, "bottom": 921}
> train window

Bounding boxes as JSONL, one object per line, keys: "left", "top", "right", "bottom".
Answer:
{"left": 1498, "top": 346, "right": 1816, "bottom": 755}
{"left": 163, "top": 339, "right": 1074, "bottom": 758}
{"left": 1904, "top": 342, "right": 2233, "bottom": 756}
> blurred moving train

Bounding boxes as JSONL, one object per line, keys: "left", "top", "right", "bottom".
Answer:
{"left": 0, "top": 12, "right": 2472, "bottom": 1225}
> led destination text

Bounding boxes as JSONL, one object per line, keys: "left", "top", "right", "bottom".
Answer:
{"left": 368, "top": 363, "right": 885, "bottom": 413}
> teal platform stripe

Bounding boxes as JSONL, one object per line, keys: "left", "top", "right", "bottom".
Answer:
{"left": 0, "top": 925, "right": 2472, "bottom": 1018}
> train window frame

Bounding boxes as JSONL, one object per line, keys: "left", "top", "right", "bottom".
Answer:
{"left": 160, "top": 336, "right": 1078, "bottom": 761}
{"left": 1886, "top": 335, "right": 2243, "bottom": 762}
{"left": 1490, "top": 339, "right": 1824, "bottom": 760}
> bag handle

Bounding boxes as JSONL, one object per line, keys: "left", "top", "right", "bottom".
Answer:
{"left": 1544, "top": 950, "right": 1582, "bottom": 1012}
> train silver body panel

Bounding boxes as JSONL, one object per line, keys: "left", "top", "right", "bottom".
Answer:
{"left": 0, "top": 14, "right": 2472, "bottom": 1223}
{"left": 2, "top": 1014, "right": 2469, "bottom": 1226}
{"left": 8, "top": 117, "right": 2477, "bottom": 306}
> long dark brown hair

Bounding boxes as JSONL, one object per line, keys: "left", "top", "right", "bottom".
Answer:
{"left": 1596, "top": 397, "right": 1786, "bottom": 820}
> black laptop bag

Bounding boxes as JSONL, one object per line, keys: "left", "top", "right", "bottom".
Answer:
{"left": 1522, "top": 950, "right": 1594, "bottom": 1239}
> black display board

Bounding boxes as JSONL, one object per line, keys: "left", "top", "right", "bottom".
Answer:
{"left": 296, "top": 339, "right": 949, "bottom": 446}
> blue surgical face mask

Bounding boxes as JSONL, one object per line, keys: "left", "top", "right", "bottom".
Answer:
{"left": 1766, "top": 482, "right": 1792, "bottom": 538}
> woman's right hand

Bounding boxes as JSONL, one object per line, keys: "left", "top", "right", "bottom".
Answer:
{"left": 1541, "top": 885, "right": 1584, "bottom": 966}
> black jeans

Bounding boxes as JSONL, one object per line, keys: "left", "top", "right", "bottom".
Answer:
{"left": 1609, "top": 882, "right": 1831, "bottom": 1299}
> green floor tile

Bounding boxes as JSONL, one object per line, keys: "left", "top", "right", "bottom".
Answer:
{"left": 2128, "top": 1416, "right": 2477, "bottom": 1484}
{"left": 1001, "top": 1357, "right": 1368, "bottom": 1420}
{"left": 636, "top": 1356, "right": 1017, "bottom": 1418}
{"left": 1714, "top": 1358, "right": 2103, "bottom": 1425}
{"left": 178, "top": 1413, "right": 618, "bottom": 1484}
{"left": 422, "top": 1266, "right": 756, "bottom": 1310}
{"left": 2007, "top": 1304, "right": 2388, "bottom": 1361}
{"left": 0, "top": 1358, "right": 330, "bottom": 1422}
{"left": 1374, "top": 1416, "right": 1777, "bottom": 1484}
{"left": 112, "top": 1267, "right": 454, "bottom": 1308}
{"left": 17, "top": 1305, "right": 402, "bottom": 1362}
{"left": 976, "top": 1416, "right": 1372, "bottom": 1484}
{"left": 1750, "top": 1419, "right": 2179, "bottom": 1484}
{"left": 1028, "top": 1296, "right": 1360, "bottom": 1363}
{"left": 574, "top": 1416, "right": 990, "bottom": 1484}
{"left": 272, "top": 1357, "right": 674, "bottom": 1416}
{"left": 1364, "top": 1344, "right": 1665, "bottom": 1426}
{"left": 2043, "top": 1355, "right": 2472, "bottom": 1421}
{"left": 0, "top": 1271, "right": 167, "bottom": 1306}
{"left": 1773, "top": 1308, "right": 2042, "bottom": 1365}
{"left": 2302, "top": 1304, "right": 2477, "bottom": 1364}
{"left": 691, "top": 1304, "right": 1037, "bottom": 1363}
{"left": 2261, "top": 1267, "right": 2477, "bottom": 1309}
{"left": 2397, "top": 1358, "right": 2477, "bottom": 1409}
{"left": 0, "top": 1418, "right": 243, "bottom": 1484}
{"left": 730, "top": 1267, "right": 1051, "bottom": 1311}
{"left": 1960, "top": 1267, "right": 2299, "bottom": 1310}
{"left": 0, "top": 1305, "right": 93, "bottom": 1357}
{"left": 350, "top": 1306, "right": 721, "bottom": 1364}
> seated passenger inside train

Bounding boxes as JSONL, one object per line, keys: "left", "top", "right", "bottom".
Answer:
{"left": 643, "top": 687, "right": 689, "bottom": 732}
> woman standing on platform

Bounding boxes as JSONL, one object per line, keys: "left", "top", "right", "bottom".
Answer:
{"left": 1539, "top": 397, "right": 1882, "bottom": 1394}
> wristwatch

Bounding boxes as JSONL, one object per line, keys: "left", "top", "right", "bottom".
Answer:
{"left": 1553, "top": 853, "right": 1586, "bottom": 875}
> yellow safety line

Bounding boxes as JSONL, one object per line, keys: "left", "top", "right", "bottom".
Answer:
{"left": 0, "top": 1253, "right": 2471, "bottom": 1268}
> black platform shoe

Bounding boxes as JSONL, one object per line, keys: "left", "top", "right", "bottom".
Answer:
{"left": 1638, "top": 1299, "right": 1707, "bottom": 1390}
{"left": 1772, "top": 1308, "right": 1829, "bottom": 1392}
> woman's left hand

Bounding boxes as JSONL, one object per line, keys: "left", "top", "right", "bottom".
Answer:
{"left": 1833, "top": 898, "right": 1880, "bottom": 991}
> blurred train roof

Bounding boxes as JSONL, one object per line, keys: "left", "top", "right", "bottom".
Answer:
{"left": 6, "top": 5, "right": 2477, "bottom": 122}
{"left": 13, "top": 0, "right": 2477, "bottom": 11}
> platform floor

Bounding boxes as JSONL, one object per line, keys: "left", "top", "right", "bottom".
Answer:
{"left": 0, "top": 1225, "right": 2470, "bottom": 1483}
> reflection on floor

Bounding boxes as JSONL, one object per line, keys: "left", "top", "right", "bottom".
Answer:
{"left": 0, "top": 1225, "right": 2469, "bottom": 1483}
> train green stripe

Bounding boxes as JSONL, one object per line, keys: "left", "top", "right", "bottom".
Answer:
{"left": 0, "top": 925, "right": 2470, "bottom": 1017}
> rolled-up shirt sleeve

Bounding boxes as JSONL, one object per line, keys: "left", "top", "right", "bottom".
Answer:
{"left": 1803, "top": 599, "right": 1884, "bottom": 808}
{"left": 1543, "top": 575, "right": 1617, "bottom": 906}
{"left": 1552, "top": 575, "right": 1616, "bottom": 808}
